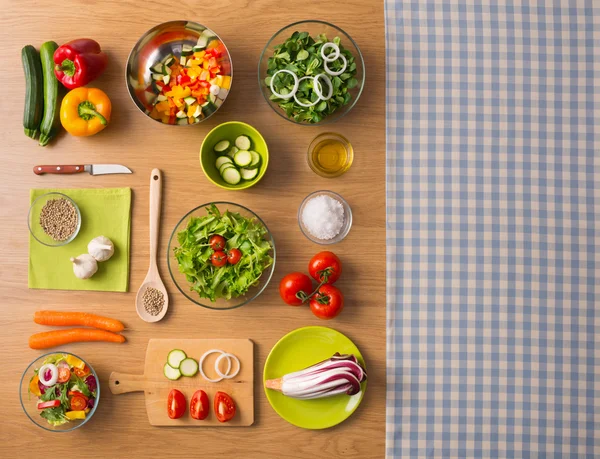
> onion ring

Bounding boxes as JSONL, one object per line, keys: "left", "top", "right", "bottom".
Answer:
{"left": 269, "top": 69, "right": 299, "bottom": 100}
{"left": 293, "top": 76, "right": 319, "bottom": 107}
{"left": 320, "top": 42, "right": 340, "bottom": 62}
{"left": 198, "top": 349, "right": 231, "bottom": 383}
{"left": 324, "top": 53, "right": 348, "bottom": 76}
{"left": 215, "top": 352, "right": 241, "bottom": 379}
{"left": 313, "top": 74, "right": 333, "bottom": 101}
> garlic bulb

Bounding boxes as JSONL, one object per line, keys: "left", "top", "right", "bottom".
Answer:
{"left": 88, "top": 236, "right": 114, "bottom": 262}
{"left": 70, "top": 254, "right": 98, "bottom": 279}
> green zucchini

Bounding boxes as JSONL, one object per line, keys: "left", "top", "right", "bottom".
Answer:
{"left": 38, "top": 41, "right": 60, "bottom": 146}
{"left": 21, "top": 45, "right": 43, "bottom": 139}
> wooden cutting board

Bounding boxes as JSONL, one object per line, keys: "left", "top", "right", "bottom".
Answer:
{"left": 109, "top": 338, "right": 254, "bottom": 426}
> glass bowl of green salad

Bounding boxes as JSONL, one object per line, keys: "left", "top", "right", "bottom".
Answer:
{"left": 167, "top": 202, "right": 276, "bottom": 310}
{"left": 258, "top": 20, "right": 365, "bottom": 125}
{"left": 20, "top": 352, "right": 99, "bottom": 432}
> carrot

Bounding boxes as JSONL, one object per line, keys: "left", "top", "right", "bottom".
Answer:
{"left": 34, "top": 310, "right": 124, "bottom": 333}
{"left": 28, "top": 328, "right": 126, "bottom": 350}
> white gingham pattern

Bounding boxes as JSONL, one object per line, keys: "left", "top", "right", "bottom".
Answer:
{"left": 385, "top": 1, "right": 599, "bottom": 458}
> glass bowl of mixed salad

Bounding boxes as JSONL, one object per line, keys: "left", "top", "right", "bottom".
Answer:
{"left": 126, "top": 20, "right": 233, "bottom": 125}
{"left": 258, "top": 20, "right": 365, "bottom": 125}
{"left": 20, "top": 352, "right": 99, "bottom": 431}
{"left": 167, "top": 203, "right": 276, "bottom": 310}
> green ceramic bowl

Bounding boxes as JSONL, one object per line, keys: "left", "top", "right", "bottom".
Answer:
{"left": 263, "top": 326, "right": 367, "bottom": 429}
{"left": 199, "top": 121, "right": 269, "bottom": 190}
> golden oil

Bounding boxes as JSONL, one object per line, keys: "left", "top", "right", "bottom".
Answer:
{"left": 308, "top": 133, "right": 353, "bottom": 177}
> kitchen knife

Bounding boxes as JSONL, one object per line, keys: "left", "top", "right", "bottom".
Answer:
{"left": 34, "top": 164, "right": 132, "bottom": 175}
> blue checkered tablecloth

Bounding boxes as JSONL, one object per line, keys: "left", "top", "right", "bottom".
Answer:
{"left": 385, "top": 1, "right": 599, "bottom": 458}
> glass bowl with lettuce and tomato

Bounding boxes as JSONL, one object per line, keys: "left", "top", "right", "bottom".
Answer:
{"left": 167, "top": 202, "right": 276, "bottom": 310}
{"left": 20, "top": 352, "right": 99, "bottom": 431}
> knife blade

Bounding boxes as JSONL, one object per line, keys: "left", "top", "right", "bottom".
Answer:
{"left": 33, "top": 164, "right": 132, "bottom": 176}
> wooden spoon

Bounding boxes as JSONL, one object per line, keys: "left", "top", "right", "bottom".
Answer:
{"left": 136, "top": 169, "right": 169, "bottom": 323}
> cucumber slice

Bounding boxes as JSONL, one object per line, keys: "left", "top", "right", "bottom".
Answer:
{"left": 235, "top": 135, "right": 251, "bottom": 150}
{"left": 157, "top": 94, "right": 168, "bottom": 102}
{"left": 227, "top": 146, "right": 239, "bottom": 159}
{"left": 164, "top": 56, "right": 175, "bottom": 66}
{"left": 163, "top": 74, "right": 171, "bottom": 85}
{"left": 219, "top": 163, "right": 236, "bottom": 174}
{"left": 215, "top": 156, "right": 233, "bottom": 170}
{"left": 176, "top": 110, "right": 187, "bottom": 119}
{"left": 249, "top": 151, "right": 261, "bottom": 168}
{"left": 201, "top": 101, "right": 216, "bottom": 116}
{"left": 177, "top": 118, "right": 189, "bottom": 125}
{"left": 151, "top": 73, "right": 163, "bottom": 81}
{"left": 151, "top": 63, "right": 163, "bottom": 74}
{"left": 179, "top": 358, "right": 199, "bottom": 377}
{"left": 196, "top": 36, "right": 208, "bottom": 49}
{"left": 240, "top": 167, "right": 259, "bottom": 181}
{"left": 167, "top": 349, "right": 187, "bottom": 368}
{"left": 184, "top": 97, "right": 196, "bottom": 106}
{"left": 179, "top": 55, "right": 187, "bottom": 66}
{"left": 214, "top": 140, "right": 231, "bottom": 153}
{"left": 181, "top": 44, "right": 193, "bottom": 56}
{"left": 164, "top": 363, "right": 182, "bottom": 380}
{"left": 233, "top": 150, "right": 252, "bottom": 167}
{"left": 222, "top": 167, "right": 241, "bottom": 185}
{"left": 192, "top": 45, "right": 205, "bottom": 52}
{"left": 163, "top": 64, "right": 172, "bottom": 75}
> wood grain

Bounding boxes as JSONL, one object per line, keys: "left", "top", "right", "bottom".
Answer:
{"left": 0, "top": 0, "right": 386, "bottom": 457}
{"left": 109, "top": 338, "right": 254, "bottom": 426}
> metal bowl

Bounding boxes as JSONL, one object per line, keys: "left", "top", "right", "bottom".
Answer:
{"left": 126, "top": 20, "right": 233, "bottom": 125}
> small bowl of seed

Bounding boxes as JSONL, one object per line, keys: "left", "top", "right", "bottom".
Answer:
{"left": 28, "top": 192, "right": 81, "bottom": 247}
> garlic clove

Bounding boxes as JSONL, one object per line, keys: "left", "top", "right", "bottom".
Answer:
{"left": 71, "top": 254, "right": 98, "bottom": 279}
{"left": 88, "top": 235, "right": 115, "bottom": 262}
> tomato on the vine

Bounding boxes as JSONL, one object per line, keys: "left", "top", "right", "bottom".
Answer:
{"left": 211, "top": 251, "right": 227, "bottom": 267}
{"left": 227, "top": 248, "right": 242, "bottom": 265}
{"left": 279, "top": 272, "right": 313, "bottom": 306}
{"left": 209, "top": 235, "right": 226, "bottom": 251}
{"left": 309, "top": 284, "right": 344, "bottom": 320}
{"left": 308, "top": 251, "right": 342, "bottom": 284}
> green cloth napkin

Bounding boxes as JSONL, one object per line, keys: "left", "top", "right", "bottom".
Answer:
{"left": 29, "top": 188, "right": 131, "bottom": 292}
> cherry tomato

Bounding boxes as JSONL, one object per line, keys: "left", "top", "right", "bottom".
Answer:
{"left": 70, "top": 394, "right": 88, "bottom": 411}
{"left": 279, "top": 272, "right": 313, "bottom": 306}
{"left": 227, "top": 248, "right": 242, "bottom": 265}
{"left": 74, "top": 365, "right": 90, "bottom": 378}
{"left": 308, "top": 251, "right": 342, "bottom": 284}
{"left": 214, "top": 391, "right": 236, "bottom": 423}
{"left": 209, "top": 235, "right": 226, "bottom": 251}
{"left": 190, "top": 390, "right": 209, "bottom": 420}
{"left": 211, "top": 251, "right": 228, "bottom": 267}
{"left": 167, "top": 389, "right": 186, "bottom": 419}
{"left": 309, "top": 284, "right": 344, "bottom": 320}
{"left": 57, "top": 367, "right": 71, "bottom": 383}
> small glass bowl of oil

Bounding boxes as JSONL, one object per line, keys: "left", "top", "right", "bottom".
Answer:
{"left": 307, "top": 132, "right": 354, "bottom": 178}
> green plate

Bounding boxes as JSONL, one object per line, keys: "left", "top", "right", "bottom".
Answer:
{"left": 263, "top": 326, "right": 367, "bottom": 429}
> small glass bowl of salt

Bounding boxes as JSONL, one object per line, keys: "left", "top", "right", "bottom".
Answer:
{"left": 298, "top": 190, "right": 352, "bottom": 245}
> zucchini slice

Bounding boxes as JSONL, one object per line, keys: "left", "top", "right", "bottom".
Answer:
{"left": 215, "top": 156, "right": 233, "bottom": 170}
{"left": 164, "top": 363, "right": 182, "bottom": 381}
{"left": 235, "top": 135, "right": 251, "bottom": 151}
{"left": 219, "top": 163, "right": 236, "bottom": 174}
{"left": 214, "top": 140, "right": 231, "bottom": 153}
{"left": 167, "top": 349, "right": 187, "bottom": 369}
{"left": 248, "top": 151, "right": 261, "bottom": 168}
{"left": 233, "top": 150, "right": 252, "bottom": 167}
{"left": 179, "top": 358, "right": 199, "bottom": 377}
{"left": 227, "top": 146, "right": 239, "bottom": 159}
{"left": 240, "top": 167, "right": 259, "bottom": 181}
{"left": 222, "top": 167, "right": 241, "bottom": 185}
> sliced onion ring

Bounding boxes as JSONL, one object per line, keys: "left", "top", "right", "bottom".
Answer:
{"left": 293, "top": 76, "right": 319, "bottom": 107}
{"left": 320, "top": 42, "right": 340, "bottom": 62}
{"left": 313, "top": 74, "right": 333, "bottom": 101}
{"left": 269, "top": 69, "right": 299, "bottom": 100}
{"left": 324, "top": 53, "right": 347, "bottom": 76}
{"left": 215, "top": 352, "right": 241, "bottom": 379}
{"left": 198, "top": 349, "right": 231, "bottom": 383}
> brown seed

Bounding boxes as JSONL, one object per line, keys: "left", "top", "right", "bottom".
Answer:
{"left": 39, "top": 198, "right": 78, "bottom": 241}
{"left": 143, "top": 287, "right": 165, "bottom": 316}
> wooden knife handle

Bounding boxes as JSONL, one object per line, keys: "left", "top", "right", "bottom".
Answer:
{"left": 33, "top": 165, "right": 85, "bottom": 175}
{"left": 109, "top": 372, "right": 146, "bottom": 395}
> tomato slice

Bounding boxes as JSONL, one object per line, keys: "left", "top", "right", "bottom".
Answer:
{"left": 70, "top": 394, "right": 88, "bottom": 411}
{"left": 190, "top": 390, "right": 209, "bottom": 420}
{"left": 167, "top": 389, "right": 186, "bottom": 419}
{"left": 57, "top": 367, "right": 71, "bottom": 383}
{"left": 74, "top": 365, "right": 90, "bottom": 378}
{"left": 214, "top": 391, "right": 236, "bottom": 423}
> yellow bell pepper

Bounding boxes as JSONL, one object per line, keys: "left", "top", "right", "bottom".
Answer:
{"left": 29, "top": 374, "right": 41, "bottom": 396}
{"left": 66, "top": 410, "right": 86, "bottom": 420}
{"left": 193, "top": 51, "right": 206, "bottom": 59}
{"left": 66, "top": 355, "right": 85, "bottom": 370}
{"left": 60, "top": 87, "right": 111, "bottom": 137}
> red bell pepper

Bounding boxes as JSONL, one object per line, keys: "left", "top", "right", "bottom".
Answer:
{"left": 38, "top": 400, "right": 61, "bottom": 410}
{"left": 54, "top": 39, "right": 108, "bottom": 89}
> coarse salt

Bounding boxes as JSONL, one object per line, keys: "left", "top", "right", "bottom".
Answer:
{"left": 301, "top": 194, "right": 345, "bottom": 240}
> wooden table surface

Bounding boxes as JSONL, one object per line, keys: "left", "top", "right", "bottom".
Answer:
{"left": 0, "top": 1, "right": 386, "bottom": 457}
